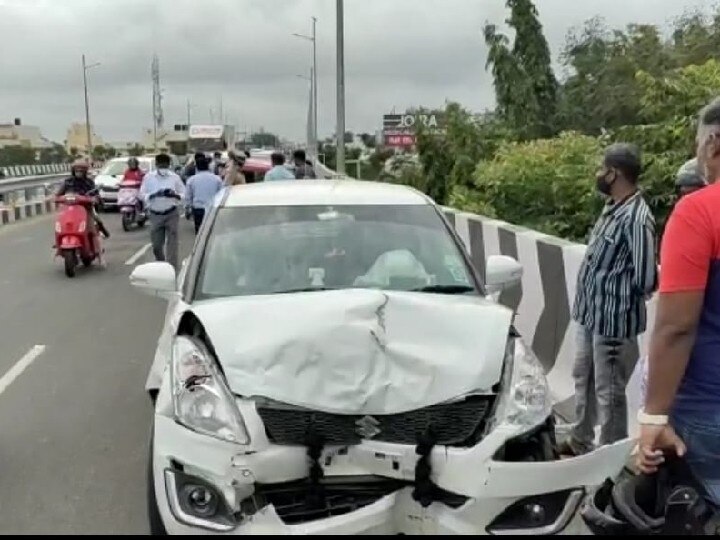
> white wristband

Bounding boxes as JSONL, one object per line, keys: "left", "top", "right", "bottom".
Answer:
{"left": 637, "top": 410, "right": 669, "bottom": 426}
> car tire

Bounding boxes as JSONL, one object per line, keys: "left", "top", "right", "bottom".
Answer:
{"left": 147, "top": 425, "right": 168, "bottom": 536}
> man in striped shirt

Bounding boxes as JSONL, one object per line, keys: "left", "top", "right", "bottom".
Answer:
{"left": 560, "top": 143, "right": 658, "bottom": 456}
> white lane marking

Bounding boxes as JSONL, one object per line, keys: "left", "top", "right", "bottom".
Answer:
{"left": 0, "top": 345, "right": 46, "bottom": 397}
{"left": 125, "top": 243, "right": 152, "bottom": 266}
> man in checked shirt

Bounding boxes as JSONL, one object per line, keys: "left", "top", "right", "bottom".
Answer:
{"left": 559, "top": 143, "right": 658, "bottom": 456}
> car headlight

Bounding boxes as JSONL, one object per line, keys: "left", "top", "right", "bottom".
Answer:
{"left": 171, "top": 336, "right": 250, "bottom": 445}
{"left": 492, "top": 337, "right": 551, "bottom": 430}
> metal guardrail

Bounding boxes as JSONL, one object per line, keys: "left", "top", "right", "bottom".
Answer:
{"left": 0, "top": 174, "right": 66, "bottom": 206}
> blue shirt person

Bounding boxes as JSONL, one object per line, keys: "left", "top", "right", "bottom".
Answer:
{"left": 185, "top": 155, "right": 223, "bottom": 234}
{"left": 264, "top": 152, "right": 296, "bottom": 181}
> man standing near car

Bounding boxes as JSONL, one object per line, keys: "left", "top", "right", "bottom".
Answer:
{"left": 560, "top": 143, "right": 658, "bottom": 456}
{"left": 140, "top": 153, "right": 185, "bottom": 269}
{"left": 186, "top": 154, "right": 223, "bottom": 234}
{"left": 637, "top": 98, "right": 720, "bottom": 506}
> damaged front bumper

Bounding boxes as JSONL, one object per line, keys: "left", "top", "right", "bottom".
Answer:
{"left": 152, "top": 408, "right": 634, "bottom": 535}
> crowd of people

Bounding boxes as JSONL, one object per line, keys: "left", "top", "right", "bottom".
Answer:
{"left": 560, "top": 97, "right": 720, "bottom": 526}
{"left": 58, "top": 147, "right": 319, "bottom": 269}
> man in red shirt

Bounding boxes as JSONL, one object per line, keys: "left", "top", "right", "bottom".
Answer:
{"left": 639, "top": 98, "right": 720, "bottom": 505}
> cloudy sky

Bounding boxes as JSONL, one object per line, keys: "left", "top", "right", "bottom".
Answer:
{"left": 0, "top": 0, "right": 714, "bottom": 144}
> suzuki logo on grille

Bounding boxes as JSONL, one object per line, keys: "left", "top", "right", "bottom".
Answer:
{"left": 355, "top": 416, "right": 381, "bottom": 439}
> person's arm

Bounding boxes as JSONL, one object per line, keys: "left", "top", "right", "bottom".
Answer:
{"left": 638, "top": 199, "right": 711, "bottom": 472}
{"left": 625, "top": 212, "right": 658, "bottom": 297}
{"left": 56, "top": 181, "right": 67, "bottom": 196}
{"left": 139, "top": 175, "right": 152, "bottom": 203}
{"left": 646, "top": 203, "right": 711, "bottom": 415}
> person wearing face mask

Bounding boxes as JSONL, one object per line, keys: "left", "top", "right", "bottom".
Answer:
{"left": 557, "top": 143, "right": 658, "bottom": 457}
{"left": 139, "top": 153, "right": 185, "bottom": 269}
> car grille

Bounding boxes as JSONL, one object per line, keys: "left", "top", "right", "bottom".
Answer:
{"left": 251, "top": 477, "right": 402, "bottom": 525}
{"left": 256, "top": 395, "right": 494, "bottom": 447}
{"left": 100, "top": 186, "right": 119, "bottom": 193}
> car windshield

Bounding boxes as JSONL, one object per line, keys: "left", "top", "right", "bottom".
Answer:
{"left": 196, "top": 205, "right": 478, "bottom": 300}
{"left": 100, "top": 161, "right": 127, "bottom": 176}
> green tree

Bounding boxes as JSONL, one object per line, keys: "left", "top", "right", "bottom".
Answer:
{"left": 128, "top": 144, "right": 144, "bottom": 157}
{"left": 0, "top": 146, "right": 36, "bottom": 167}
{"left": 484, "top": 0, "right": 558, "bottom": 138}
{"left": 637, "top": 59, "right": 720, "bottom": 122}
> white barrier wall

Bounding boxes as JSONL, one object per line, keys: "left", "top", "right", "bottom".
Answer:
{"left": 444, "top": 209, "right": 654, "bottom": 431}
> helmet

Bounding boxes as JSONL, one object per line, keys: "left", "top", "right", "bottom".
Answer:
{"left": 581, "top": 456, "right": 712, "bottom": 535}
{"left": 71, "top": 158, "right": 90, "bottom": 174}
{"left": 675, "top": 158, "right": 706, "bottom": 189}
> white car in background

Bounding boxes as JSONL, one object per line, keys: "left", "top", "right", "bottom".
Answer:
{"left": 130, "top": 180, "right": 634, "bottom": 535}
{"left": 94, "top": 156, "right": 155, "bottom": 210}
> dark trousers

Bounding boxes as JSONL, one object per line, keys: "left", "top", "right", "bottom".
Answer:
{"left": 192, "top": 208, "right": 206, "bottom": 234}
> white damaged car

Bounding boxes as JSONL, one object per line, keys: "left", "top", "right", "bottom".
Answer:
{"left": 131, "top": 180, "right": 634, "bottom": 535}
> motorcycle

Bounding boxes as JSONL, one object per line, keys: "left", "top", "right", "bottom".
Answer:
{"left": 54, "top": 190, "right": 103, "bottom": 278}
{"left": 117, "top": 179, "right": 147, "bottom": 232}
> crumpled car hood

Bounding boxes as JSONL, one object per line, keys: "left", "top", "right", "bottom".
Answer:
{"left": 192, "top": 289, "right": 513, "bottom": 415}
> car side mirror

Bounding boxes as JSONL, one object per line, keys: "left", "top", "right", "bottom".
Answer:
{"left": 130, "top": 262, "right": 177, "bottom": 300}
{"left": 485, "top": 255, "right": 523, "bottom": 295}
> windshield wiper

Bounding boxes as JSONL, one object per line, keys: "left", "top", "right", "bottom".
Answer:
{"left": 411, "top": 285, "right": 475, "bottom": 295}
{"left": 273, "top": 287, "right": 338, "bottom": 295}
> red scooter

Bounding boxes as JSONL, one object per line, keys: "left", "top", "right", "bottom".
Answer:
{"left": 54, "top": 190, "right": 103, "bottom": 278}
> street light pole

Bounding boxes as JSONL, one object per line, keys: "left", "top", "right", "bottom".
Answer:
{"left": 312, "top": 16, "right": 318, "bottom": 157}
{"left": 187, "top": 99, "right": 191, "bottom": 126}
{"left": 336, "top": 0, "right": 346, "bottom": 174}
{"left": 293, "top": 17, "right": 319, "bottom": 157}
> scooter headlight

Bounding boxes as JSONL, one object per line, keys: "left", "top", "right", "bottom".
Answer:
{"left": 55, "top": 221, "right": 61, "bottom": 233}
{"left": 492, "top": 337, "right": 551, "bottom": 431}
{"left": 171, "top": 336, "right": 249, "bottom": 445}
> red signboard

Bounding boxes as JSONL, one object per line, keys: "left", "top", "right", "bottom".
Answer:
{"left": 384, "top": 134, "right": 416, "bottom": 148}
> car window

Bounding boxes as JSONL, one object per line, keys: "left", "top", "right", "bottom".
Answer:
{"left": 195, "top": 205, "right": 478, "bottom": 300}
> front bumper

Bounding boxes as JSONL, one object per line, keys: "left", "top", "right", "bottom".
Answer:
{"left": 152, "top": 411, "right": 634, "bottom": 535}
{"left": 99, "top": 190, "right": 119, "bottom": 206}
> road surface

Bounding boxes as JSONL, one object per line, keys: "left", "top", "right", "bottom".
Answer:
{"left": 0, "top": 211, "right": 195, "bottom": 534}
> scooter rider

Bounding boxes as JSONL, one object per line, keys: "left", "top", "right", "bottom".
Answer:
{"left": 123, "top": 157, "right": 145, "bottom": 184}
{"left": 57, "top": 159, "right": 110, "bottom": 239}
{"left": 122, "top": 157, "right": 146, "bottom": 212}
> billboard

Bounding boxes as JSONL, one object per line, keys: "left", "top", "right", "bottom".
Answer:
{"left": 382, "top": 113, "right": 444, "bottom": 148}
{"left": 189, "top": 125, "right": 225, "bottom": 139}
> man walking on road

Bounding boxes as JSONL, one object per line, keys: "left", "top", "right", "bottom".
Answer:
{"left": 637, "top": 98, "right": 720, "bottom": 506}
{"left": 140, "top": 153, "right": 185, "bottom": 269}
{"left": 186, "top": 154, "right": 223, "bottom": 234}
{"left": 560, "top": 143, "right": 658, "bottom": 456}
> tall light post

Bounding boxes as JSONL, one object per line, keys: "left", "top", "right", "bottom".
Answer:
{"left": 82, "top": 55, "right": 101, "bottom": 157}
{"left": 293, "top": 16, "right": 318, "bottom": 156}
{"left": 336, "top": 1, "right": 346, "bottom": 174}
{"left": 297, "top": 69, "right": 314, "bottom": 150}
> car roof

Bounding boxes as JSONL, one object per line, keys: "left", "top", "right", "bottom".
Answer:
{"left": 223, "top": 180, "right": 432, "bottom": 207}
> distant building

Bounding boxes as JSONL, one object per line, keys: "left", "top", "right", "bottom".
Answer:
{"left": 143, "top": 124, "right": 191, "bottom": 156}
{"left": 0, "top": 118, "right": 53, "bottom": 149}
{"left": 65, "top": 122, "right": 103, "bottom": 154}
{"left": 107, "top": 141, "right": 141, "bottom": 155}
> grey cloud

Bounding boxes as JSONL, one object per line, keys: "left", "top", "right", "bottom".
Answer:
{"left": 0, "top": 0, "right": 714, "bottom": 143}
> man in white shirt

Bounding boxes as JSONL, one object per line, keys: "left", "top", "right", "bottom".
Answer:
{"left": 139, "top": 153, "right": 185, "bottom": 269}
